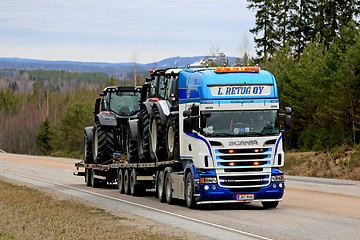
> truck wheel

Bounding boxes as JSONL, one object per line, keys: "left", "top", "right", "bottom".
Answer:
{"left": 91, "top": 169, "right": 100, "bottom": 188}
{"left": 85, "top": 168, "right": 92, "bottom": 187}
{"left": 93, "top": 122, "right": 114, "bottom": 164}
{"left": 185, "top": 171, "right": 196, "bottom": 208}
{"left": 157, "top": 171, "right": 166, "bottom": 203}
{"left": 137, "top": 108, "right": 152, "bottom": 162}
{"left": 165, "top": 116, "right": 179, "bottom": 160}
{"left": 165, "top": 169, "right": 174, "bottom": 204}
{"left": 124, "top": 169, "right": 131, "bottom": 195}
{"left": 118, "top": 169, "right": 124, "bottom": 194}
{"left": 83, "top": 128, "right": 94, "bottom": 164}
{"left": 126, "top": 123, "right": 139, "bottom": 163}
{"left": 261, "top": 201, "right": 279, "bottom": 209}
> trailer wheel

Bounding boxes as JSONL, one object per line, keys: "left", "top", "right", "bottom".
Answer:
{"left": 130, "top": 169, "right": 145, "bottom": 196}
{"left": 165, "top": 116, "right": 179, "bottom": 160}
{"left": 150, "top": 107, "right": 167, "bottom": 161}
{"left": 185, "top": 171, "right": 196, "bottom": 208}
{"left": 83, "top": 128, "right": 94, "bottom": 164}
{"left": 91, "top": 169, "right": 100, "bottom": 188}
{"left": 157, "top": 171, "right": 166, "bottom": 203}
{"left": 124, "top": 169, "right": 131, "bottom": 195}
{"left": 261, "top": 201, "right": 279, "bottom": 209}
{"left": 137, "top": 108, "right": 151, "bottom": 162}
{"left": 165, "top": 169, "right": 174, "bottom": 204}
{"left": 85, "top": 168, "right": 92, "bottom": 187}
{"left": 93, "top": 122, "right": 115, "bottom": 164}
{"left": 118, "top": 169, "right": 124, "bottom": 194}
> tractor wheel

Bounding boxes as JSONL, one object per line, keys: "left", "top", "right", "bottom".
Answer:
{"left": 92, "top": 122, "right": 114, "bottom": 164}
{"left": 83, "top": 128, "right": 94, "bottom": 164}
{"left": 150, "top": 107, "right": 167, "bottom": 161}
{"left": 165, "top": 116, "right": 179, "bottom": 160}
{"left": 137, "top": 108, "right": 152, "bottom": 162}
{"left": 126, "top": 124, "right": 139, "bottom": 163}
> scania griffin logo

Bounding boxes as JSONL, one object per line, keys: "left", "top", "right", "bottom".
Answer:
{"left": 229, "top": 140, "right": 258, "bottom": 146}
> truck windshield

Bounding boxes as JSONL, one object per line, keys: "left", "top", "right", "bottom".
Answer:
{"left": 109, "top": 91, "right": 141, "bottom": 116}
{"left": 201, "top": 110, "right": 279, "bottom": 137}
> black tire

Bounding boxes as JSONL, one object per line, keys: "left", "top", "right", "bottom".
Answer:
{"left": 157, "top": 171, "right": 166, "bottom": 203}
{"left": 150, "top": 107, "right": 167, "bottom": 161}
{"left": 118, "top": 169, "right": 124, "bottom": 194}
{"left": 91, "top": 169, "right": 100, "bottom": 188}
{"left": 262, "top": 201, "right": 279, "bottom": 209}
{"left": 137, "top": 108, "right": 152, "bottom": 162}
{"left": 185, "top": 171, "right": 196, "bottom": 208}
{"left": 92, "top": 122, "right": 115, "bottom": 164}
{"left": 165, "top": 169, "right": 174, "bottom": 204}
{"left": 85, "top": 168, "right": 92, "bottom": 187}
{"left": 124, "top": 169, "right": 131, "bottom": 195}
{"left": 165, "top": 116, "right": 179, "bottom": 160}
{"left": 130, "top": 169, "right": 145, "bottom": 196}
{"left": 83, "top": 128, "right": 94, "bottom": 164}
{"left": 126, "top": 123, "right": 139, "bottom": 163}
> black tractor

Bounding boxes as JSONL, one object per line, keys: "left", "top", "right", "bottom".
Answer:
{"left": 83, "top": 86, "right": 141, "bottom": 164}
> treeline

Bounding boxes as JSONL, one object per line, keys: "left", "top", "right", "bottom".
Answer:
{"left": 1, "top": 69, "right": 110, "bottom": 93}
{"left": 262, "top": 23, "right": 360, "bottom": 150}
{"left": 246, "top": 0, "right": 360, "bottom": 150}
{"left": 248, "top": 0, "right": 359, "bottom": 59}
{"left": 0, "top": 73, "right": 140, "bottom": 158}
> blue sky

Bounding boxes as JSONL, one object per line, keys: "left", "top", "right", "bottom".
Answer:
{"left": 0, "top": 0, "right": 256, "bottom": 63}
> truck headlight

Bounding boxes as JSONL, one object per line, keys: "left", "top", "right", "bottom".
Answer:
{"left": 200, "top": 177, "right": 217, "bottom": 184}
{"left": 271, "top": 175, "right": 284, "bottom": 182}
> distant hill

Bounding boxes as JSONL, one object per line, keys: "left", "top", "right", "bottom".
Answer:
{"left": 0, "top": 56, "right": 239, "bottom": 76}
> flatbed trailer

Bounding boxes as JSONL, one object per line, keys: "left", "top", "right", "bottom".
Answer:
{"left": 75, "top": 159, "right": 184, "bottom": 197}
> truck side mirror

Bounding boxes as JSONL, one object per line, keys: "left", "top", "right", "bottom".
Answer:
{"left": 94, "top": 98, "right": 101, "bottom": 116}
{"left": 285, "top": 107, "right": 292, "bottom": 115}
{"left": 183, "top": 117, "right": 193, "bottom": 134}
{"left": 284, "top": 115, "right": 291, "bottom": 131}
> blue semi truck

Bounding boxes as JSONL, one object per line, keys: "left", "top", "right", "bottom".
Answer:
{"left": 75, "top": 66, "right": 291, "bottom": 209}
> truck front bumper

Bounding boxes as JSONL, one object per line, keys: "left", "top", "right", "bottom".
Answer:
{"left": 196, "top": 181, "right": 284, "bottom": 204}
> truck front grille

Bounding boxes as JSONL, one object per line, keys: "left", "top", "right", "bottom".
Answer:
{"left": 215, "top": 147, "right": 273, "bottom": 188}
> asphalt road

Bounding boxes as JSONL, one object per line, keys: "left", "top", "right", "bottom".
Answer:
{"left": 0, "top": 153, "right": 359, "bottom": 240}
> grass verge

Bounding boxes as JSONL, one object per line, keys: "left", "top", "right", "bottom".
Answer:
{"left": 0, "top": 180, "right": 179, "bottom": 240}
{"left": 284, "top": 150, "right": 360, "bottom": 181}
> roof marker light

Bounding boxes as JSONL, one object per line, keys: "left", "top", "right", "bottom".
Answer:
{"left": 215, "top": 66, "right": 260, "bottom": 73}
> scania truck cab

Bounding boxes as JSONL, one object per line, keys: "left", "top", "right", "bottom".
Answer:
{"left": 178, "top": 66, "right": 291, "bottom": 208}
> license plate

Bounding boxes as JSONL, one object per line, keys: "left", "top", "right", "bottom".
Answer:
{"left": 236, "top": 194, "right": 254, "bottom": 201}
